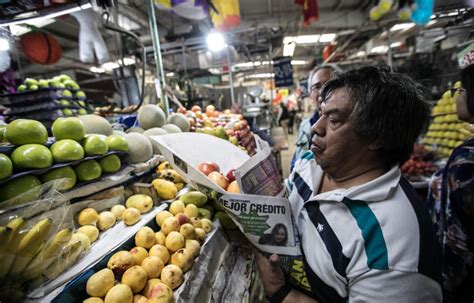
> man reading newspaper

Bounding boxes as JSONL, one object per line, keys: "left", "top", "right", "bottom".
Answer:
{"left": 256, "top": 66, "right": 442, "bottom": 303}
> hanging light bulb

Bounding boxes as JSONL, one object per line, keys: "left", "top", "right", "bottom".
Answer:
{"left": 207, "top": 31, "right": 226, "bottom": 52}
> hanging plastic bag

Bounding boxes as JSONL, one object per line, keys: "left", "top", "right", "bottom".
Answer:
{"left": 411, "top": 0, "right": 433, "bottom": 25}
{"left": 210, "top": 0, "right": 241, "bottom": 32}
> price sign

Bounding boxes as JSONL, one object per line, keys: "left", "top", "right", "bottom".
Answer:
{"left": 273, "top": 56, "right": 294, "bottom": 87}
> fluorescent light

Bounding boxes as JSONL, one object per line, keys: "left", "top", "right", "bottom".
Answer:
{"left": 284, "top": 35, "right": 320, "bottom": 44}
{"left": 356, "top": 51, "right": 365, "bottom": 57}
{"left": 283, "top": 42, "right": 296, "bottom": 57}
{"left": 9, "top": 18, "right": 55, "bottom": 36}
{"left": 319, "top": 33, "right": 336, "bottom": 43}
{"left": 291, "top": 60, "right": 307, "bottom": 65}
{"left": 5, "top": 3, "right": 92, "bottom": 26}
{"left": 246, "top": 73, "right": 274, "bottom": 79}
{"left": 90, "top": 66, "right": 105, "bottom": 73}
{"left": 430, "top": 14, "right": 436, "bottom": 19}
{"left": 390, "top": 42, "right": 402, "bottom": 48}
{"left": 390, "top": 23, "right": 415, "bottom": 31}
{"left": 0, "top": 37, "right": 9, "bottom": 51}
{"left": 447, "top": 11, "right": 459, "bottom": 16}
{"left": 207, "top": 31, "right": 226, "bottom": 52}
{"left": 371, "top": 45, "right": 389, "bottom": 53}
{"left": 166, "top": 72, "right": 175, "bottom": 77}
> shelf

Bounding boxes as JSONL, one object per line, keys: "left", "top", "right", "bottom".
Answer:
{"left": 27, "top": 204, "right": 168, "bottom": 301}
{"left": 0, "top": 1, "right": 91, "bottom": 26}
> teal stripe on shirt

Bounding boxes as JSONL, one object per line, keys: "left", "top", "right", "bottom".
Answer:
{"left": 301, "top": 151, "right": 314, "bottom": 160}
{"left": 342, "top": 198, "right": 389, "bottom": 270}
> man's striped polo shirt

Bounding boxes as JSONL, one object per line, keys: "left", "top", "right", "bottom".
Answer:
{"left": 286, "top": 151, "right": 442, "bottom": 303}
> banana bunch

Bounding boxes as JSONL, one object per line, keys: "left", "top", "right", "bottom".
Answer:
{"left": 0, "top": 216, "right": 83, "bottom": 287}
{"left": 155, "top": 161, "right": 185, "bottom": 190}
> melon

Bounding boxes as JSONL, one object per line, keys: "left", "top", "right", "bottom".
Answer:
{"left": 137, "top": 105, "right": 166, "bottom": 130}
{"left": 143, "top": 128, "right": 168, "bottom": 155}
{"left": 0, "top": 175, "right": 41, "bottom": 203}
{"left": 5, "top": 119, "right": 48, "bottom": 145}
{"left": 124, "top": 133, "right": 153, "bottom": 164}
{"left": 162, "top": 124, "right": 182, "bottom": 134}
{"left": 78, "top": 115, "right": 113, "bottom": 136}
{"left": 167, "top": 113, "right": 190, "bottom": 132}
{"left": 126, "top": 127, "right": 144, "bottom": 134}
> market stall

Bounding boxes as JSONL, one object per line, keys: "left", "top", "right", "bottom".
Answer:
{"left": 0, "top": 0, "right": 473, "bottom": 302}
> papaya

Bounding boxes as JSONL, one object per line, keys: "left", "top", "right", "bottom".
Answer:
{"left": 155, "top": 169, "right": 183, "bottom": 183}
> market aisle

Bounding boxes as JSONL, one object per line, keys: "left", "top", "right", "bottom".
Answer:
{"left": 280, "top": 132, "right": 297, "bottom": 180}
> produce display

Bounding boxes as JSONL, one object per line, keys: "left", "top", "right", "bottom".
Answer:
{"left": 0, "top": 117, "right": 129, "bottom": 204}
{"left": 177, "top": 105, "right": 256, "bottom": 155}
{"left": 422, "top": 84, "right": 473, "bottom": 157}
{"left": 2, "top": 75, "right": 92, "bottom": 123}
{"left": 400, "top": 144, "right": 437, "bottom": 181}
{"left": 197, "top": 161, "right": 240, "bottom": 193}
{"left": 82, "top": 195, "right": 215, "bottom": 302}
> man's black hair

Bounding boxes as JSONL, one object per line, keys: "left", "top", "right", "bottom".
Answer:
{"left": 320, "top": 65, "right": 430, "bottom": 168}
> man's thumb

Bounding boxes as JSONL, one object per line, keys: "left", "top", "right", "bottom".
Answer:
{"left": 269, "top": 254, "right": 280, "bottom": 270}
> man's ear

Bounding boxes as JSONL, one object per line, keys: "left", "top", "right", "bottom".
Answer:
{"left": 368, "top": 139, "right": 383, "bottom": 151}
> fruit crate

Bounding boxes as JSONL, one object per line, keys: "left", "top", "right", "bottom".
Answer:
{"left": 0, "top": 87, "right": 67, "bottom": 106}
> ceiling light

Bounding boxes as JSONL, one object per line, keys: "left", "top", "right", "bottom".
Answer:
{"left": 246, "top": 73, "right": 274, "bottom": 79}
{"left": 89, "top": 66, "right": 105, "bottom": 73}
{"left": 427, "top": 20, "right": 437, "bottom": 26}
{"left": 284, "top": 35, "right": 320, "bottom": 44}
{"left": 283, "top": 42, "right": 296, "bottom": 57}
{"left": 356, "top": 51, "right": 366, "bottom": 57}
{"left": 390, "top": 23, "right": 415, "bottom": 31}
{"left": 0, "top": 37, "right": 9, "bottom": 51}
{"left": 291, "top": 60, "right": 307, "bottom": 65}
{"left": 390, "top": 42, "right": 402, "bottom": 48}
{"left": 319, "top": 33, "right": 336, "bottom": 43}
{"left": 447, "top": 11, "right": 459, "bottom": 16}
{"left": 207, "top": 31, "right": 226, "bottom": 52}
{"left": 371, "top": 45, "right": 389, "bottom": 53}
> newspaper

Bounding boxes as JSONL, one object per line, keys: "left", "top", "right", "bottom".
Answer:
{"left": 153, "top": 133, "right": 313, "bottom": 294}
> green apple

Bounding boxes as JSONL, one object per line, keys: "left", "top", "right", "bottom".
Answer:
{"left": 50, "top": 139, "right": 84, "bottom": 163}
{"left": 38, "top": 79, "right": 49, "bottom": 88}
{"left": 78, "top": 109, "right": 87, "bottom": 115}
{"left": 29, "top": 84, "right": 39, "bottom": 90}
{"left": 202, "top": 127, "right": 215, "bottom": 136}
{"left": 229, "top": 136, "right": 238, "bottom": 145}
{"left": 82, "top": 134, "right": 108, "bottom": 156}
{"left": 49, "top": 80, "right": 61, "bottom": 88}
{"left": 0, "top": 154, "right": 13, "bottom": 180}
{"left": 52, "top": 117, "right": 86, "bottom": 141}
{"left": 17, "top": 84, "right": 27, "bottom": 92}
{"left": 215, "top": 126, "right": 228, "bottom": 140}
{"left": 5, "top": 119, "right": 48, "bottom": 145}
{"left": 62, "top": 109, "right": 73, "bottom": 116}
{"left": 41, "top": 166, "right": 77, "bottom": 191}
{"left": 24, "top": 78, "right": 38, "bottom": 86}
{"left": 99, "top": 154, "right": 121, "bottom": 173}
{"left": 105, "top": 135, "right": 129, "bottom": 152}
{"left": 78, "top": 100, "right": 86, "bottom": 107}
{"left": 62, "top": 90, "right": 72, "bottom": 97}
{"left": 63, "top": 80, "right": 80, "bottom": 90}
{"left": 76, "top": 91, "right": 86, "bottom": 98}
{"left": 0, "top": 125, "right": 5, "bottom": 142}
{"left": 59, "top": 99, "right": 71, "bottom": 106}
{"left": 11, "top": 144, "right": 53, "bottom": 169}
{"left": 59, "top": 74, "right": 72, "bottom": 82}
{"left": 0, "top": 175, "right": 41, "bottom": 203}
{"left": 75, "top": 160, "right": 102, "bottom": 182}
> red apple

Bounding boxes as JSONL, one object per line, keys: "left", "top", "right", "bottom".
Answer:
{"left": 208, "top": 171, "right": 230, "bottom": 189}
{"left": 226, "top": 168, "right": 236, "bottom": 182}
{"left": 175, "top": 213, "right": 191, "bottom": 225}
{"left": 177, "top": 106, "right": 187, "bottom": 114}
{"left": 197, "top": 162, "right": 220, "bottom": 176}
{"left": 227, "top": 181, "right": 240, "bottom": 193}
{"left": 191, "top": 105, "right": 202, "bottom": 112}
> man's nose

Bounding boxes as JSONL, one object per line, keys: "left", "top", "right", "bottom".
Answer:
{"left": 312, "top": 115, "right": 325, "bottom": 137}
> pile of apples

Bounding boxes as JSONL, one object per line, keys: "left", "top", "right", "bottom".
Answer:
{"left": 400, "top": 144, "right": 437, "bottom": 177}
{"left": 197, "top": 162, "right": 240, "bottom": 193}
